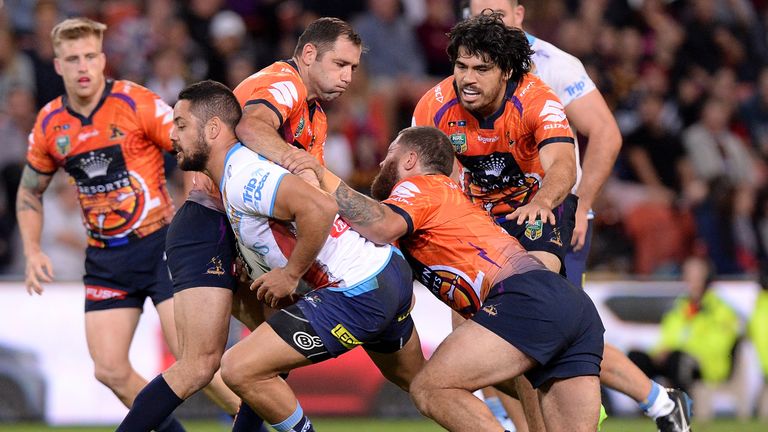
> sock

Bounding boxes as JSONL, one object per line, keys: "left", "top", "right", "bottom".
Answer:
{"left": 638, "top": 380, "right": 674, "bottom": 419}
{"left": 270, "top": 402, "right": 315, "bottom": 432}
{"left": 116, "top": 374, "right": 185, "bottom": 432}
{"left": 232, "top": 402, "right": 268, "bottom": 432}
{"left": 484, "top": 396, "right": 516, "bottom": 431}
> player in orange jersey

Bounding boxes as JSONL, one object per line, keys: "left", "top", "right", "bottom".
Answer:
{"left": 17, "top": 18, "right": 236, "bottom": 431}
{"left": 233, "top": 17, "right": 362, "bottom": 177}
{"left": 286, "top": 126, "right": 604, "bottom": 432}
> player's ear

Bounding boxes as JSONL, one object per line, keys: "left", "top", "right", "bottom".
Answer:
{"left": 207, "top": 117, "right": 220, "bottom": 140}
{"left": 403, "top": 150, "right": 419, "bottom": 171}
{"left": 301, "top": 43, "right": 317, "bottom": 65}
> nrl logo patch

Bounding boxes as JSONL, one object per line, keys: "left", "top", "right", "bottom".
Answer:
{"left": 55, "top": 135, "right": 70, "bottom": 155}
{"left": 524, "top": 220, "right": 543, "bottom": 241}
{"left": 450, "top": 133, "right": 467, "bottom": 153}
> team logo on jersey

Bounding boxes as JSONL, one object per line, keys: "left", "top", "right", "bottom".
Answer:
{"left": 294, "top": 117, "right": 305, "bottom": 138}
{"left": 391, "top": 181, "right": 420, "bottom": 200}
{"left": 482, "top": 304, "right": 498, "bottom": 317}
{"left": 206, "top": 256, "right": 226, "bottom": 276}
{"left": 55, "top": 135, "right": 70, "bottom": 155}
{"left": 539, "top": 100, "right": 566, "bottom": 123}
{"left": 109, "top": 124, "right": 125, "bottom": 140}
{"left": 549, "top": 227, "right": 563, "bottom": 247}
{"left": 450, "top": 133, "right": 467, "bottom": 153}
{"left": 332, "top": 324, "right": 362, "bottom": 349}
{"left": 524, "top": 220, "right": 543, "bottom": 241}
{"left": 269, "top": 81, "right": 299, "bottom": 108}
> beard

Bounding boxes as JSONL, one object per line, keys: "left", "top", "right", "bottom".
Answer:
{"left": 176, "top": 135, "right": 210, "bottom": 172}
{"left": 370, "top": 160, "right": 400, "bottom": 201}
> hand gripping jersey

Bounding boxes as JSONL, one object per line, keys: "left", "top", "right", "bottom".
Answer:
{"left": 233, "top": 60, "right": 328, "bottom": 164}
{"left": 412, "top": 74, "right": 575, "bottom": 216}
{"left": 221, "top": 143, "right": 393, "bottom": 291}
{"left": 528, "top": 33, "right": 597, "bottom": 194}
{"left": 27, "top": 79, "right": 174, "bottom": 247}
{"left": 383, "top": 174, "right": 544, "bottom": 318}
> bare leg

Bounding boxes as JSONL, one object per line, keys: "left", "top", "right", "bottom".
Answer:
{"left": 156, "top": 288, "right": 240, "bottom": 413}
{"left": 410, "top": 320, "right": 537, "bottom": 432}
{"left": 600, "top": 343, "right": 652, "bottom": 401}
{"left": 366, "top": 327, "right": 426, "bottom": 391}
{"left": 85, "top": 308, "right": 148, "bottom": 407}
{"left": 220, "top": 322, "right": 312, "bottom": 423}
{"left": 539, "top": 376, "right": 601, "bottom": 432}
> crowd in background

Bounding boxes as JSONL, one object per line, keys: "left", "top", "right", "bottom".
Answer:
{"left": 2, "top": 0, "right": 768, "bottom": 281}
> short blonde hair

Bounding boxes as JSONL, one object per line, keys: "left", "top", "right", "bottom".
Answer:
{"left": 51, "top": 17, "right": 107, "bottom": 55}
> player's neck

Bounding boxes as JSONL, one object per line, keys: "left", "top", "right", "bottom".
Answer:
{"left": 206, "top": 138, "right": 239, "bottom": 188}
{"left": 292, "top": 56, "right": 318, "bottom": 102}
{"left": 66, "top": 80, "right": 107, "bottom": 118}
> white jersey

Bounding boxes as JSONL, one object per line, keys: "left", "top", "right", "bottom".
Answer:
{"left": 528, "top": 33, "right": 597, "bottom": 194}
{"left": 221, "top": 143, "right": 394, "bottom": 290}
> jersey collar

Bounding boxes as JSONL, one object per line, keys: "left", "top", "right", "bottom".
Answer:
{"left": 62, "top": 79, "right": 114, "bottom": 127}
{"left": 454, "top": 78, "right": 518, "bottom": 130}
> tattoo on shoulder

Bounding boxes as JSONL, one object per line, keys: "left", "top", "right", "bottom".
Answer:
{"left": 19, "top": 166, "right": 52, "bottom": 194}
{"left": 334, "top": 183, "right": 385, "bottom": 226}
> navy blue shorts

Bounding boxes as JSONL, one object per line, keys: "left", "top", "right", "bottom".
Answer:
{"left": 166, "top": 200, "right": 237, "bottom": 293}
{"left": 498, "top": 194, "right": 578, "bottom": 275}
{"left": 564, "top": 219, "right": 593, "bottom": 289}
{"left": 268, "top": 249, "right": 415, "bottom": 362}
{"left": 83, "top": 226, "right": 173, "bottom": 312}
{"left": 472, "top": 269, "right": 604, "bottom": 388}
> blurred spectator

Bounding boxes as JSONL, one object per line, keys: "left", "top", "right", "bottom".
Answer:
{"left": 145, "top": 48, "right": 187, "bottom": 104}
{"left": 162, "top": 17, "right": 209, "bottom": 82}
{"left": 604, "top": 93, "right": 693, "bottom": 274}
{"left": 181, "top": 0, "right": 227, "bottom": 83}
{"left": 0, "top": 86, "right": 35, "bottom": 270}
{"left": 0, "top": 27, "right": 35, "bottom": 107}
{"left": 354, "top": 0, "right": 426, "bottom": 80}
{"left": 39, "top": 175, "right": 86, "bottom": 281}
{"left": 740, "top": 67, "right": 768, "bottom": 159}
{"left": 415, "top": 0, "right": 456, "bottom": 77}
{"left": 628, "top": 256, "right": 741, "bottom": 394}
{"left": 22, "top": 0, "right": 64, "bottom": 108}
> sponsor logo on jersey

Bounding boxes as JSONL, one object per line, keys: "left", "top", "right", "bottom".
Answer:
{"left": 524, "top": 220, "right": 543, "bottom": 241}
{"left": 242, "top": 169, "right": 270, "bottom": 205}
{"left": 269, "top": 81, "right": 299, "bottom": 108}
{"left": 78, "top": 130, "right": 99, "bottom": 142}
{"left": 293, "top": 331, "right": 324, "bottom": 350}
{"left": 539, "top": 100, "right": 566, "bottom": 123}
{"left": 391, "top": 181, "right": 421, "bottom": 200}
{"left": 330, "top": 217, "right": 350, "bottom": 238}
{"left": 565, "top": 80, "right": 587, "bottom": 97}
{"left": 332, "top": 324, "right": 362, "bottom": 349}
{"left": 85, "top": 285, "right": 128, "bottom": 301}
{"left": 294, "top": 117, "right": 305, "bottom": 138}
{"left": 433, "top": 85, "right": 444, "bottom": 103}
{"left": 477, "top": 135, "right": 499, "bottom": 144}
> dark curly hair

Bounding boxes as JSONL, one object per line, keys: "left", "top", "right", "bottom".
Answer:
{"left": 446, "top": 11, "right": 534, "bottom": 83}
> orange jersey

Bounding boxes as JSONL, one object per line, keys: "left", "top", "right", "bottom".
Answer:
{"left": 383, "top": 174, "right": 544, "bottom": 317}
{"left": 27, "top": 79, "right": 174, "bottom": 247}
{"left": 233, "top": 60, "right": 327, "bottom": 165}
{"left": 412, "top": 74, "right": 574, "bottom": 216}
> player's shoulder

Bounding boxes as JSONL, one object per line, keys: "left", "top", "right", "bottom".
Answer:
{"left": 515, "top": 73, "right": 558, "bottom": 103}
{"left": 391, "top": 174, "right": 456, "bottom": 201}
{"left": 34, "top": 97, "right": 66, "bottom": 134}
{"left": 234, "top": 61, "right": 307, "bottom": 95}
{"left": 415, "top": 77, "right": 458, "bottom": 123}
{"left": 108, "top": 79, "right": 167, "bottom": 112}
{"left": 530, "top": 35, "right": 586, "bottom": 73}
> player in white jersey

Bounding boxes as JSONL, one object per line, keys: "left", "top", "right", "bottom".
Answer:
{"left": 171, "top": 80, "right": 425, "bottom": 432}
{"left": 466, "top": 2, "right": 693, "bottom": 432}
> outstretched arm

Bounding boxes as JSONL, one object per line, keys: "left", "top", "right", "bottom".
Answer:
{"left": 16, "top": 165, "right": 54, "bottom": 295}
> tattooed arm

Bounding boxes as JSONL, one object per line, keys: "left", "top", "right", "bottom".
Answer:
{"left": 331, "top": 182, "right": 408, "bottom": 245}
{"left": 16, "top": 165, "right": 55, "bottom": 294}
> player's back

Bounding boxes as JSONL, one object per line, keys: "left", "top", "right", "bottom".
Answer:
{"left": 383, "top": 174, "right": 544, "bottom": 317}
{"left": 222, "top": 143, "right": 393, "bottom": 290}
{"left": 233, "top": 60, "right": 327, "bottom": 164}
{"left": 27, "top": 79, "right": 174, "bottom": 247}
{"left": 412, "top": 74, "right": 573, "bottom": 216}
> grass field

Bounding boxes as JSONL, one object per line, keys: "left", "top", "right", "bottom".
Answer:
{"left": 1, "top": 417, "right": 767, "bottom": 431}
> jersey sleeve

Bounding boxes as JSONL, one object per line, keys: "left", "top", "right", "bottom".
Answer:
{"left": 26, "top": 109, "right": 57, "bottom": 174}
{"left": 382, "top": 177, "right": 439, "bottom": 235}
{"left": 524, "top": 87, "right": 575, "bottom": 149}
{"left": 412, "top": 89, "right": 437, "bottom": 127}
{"left": 238, "top": 72, "right": 308, "bottom": 129}
{"left": 226, "top": 159, "right": 288, "bottom": 218}
{"left": 135, "top": 87, "right": 174, "bottom": 152}
{"left": 537, "top": 51, "right": 597, "bottom": 107}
